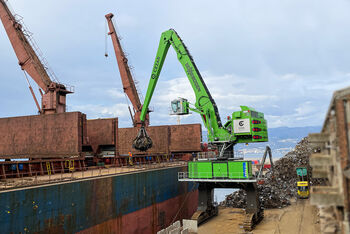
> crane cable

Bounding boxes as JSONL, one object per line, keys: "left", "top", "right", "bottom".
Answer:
{"left": 104, "top": 19, "right": 108, "bottom": 57}
{"left": 22, "top": 71, "right": 42, "bottom": 113}
{"left": 124, "top": 92, "right": 135, "bottom": 114}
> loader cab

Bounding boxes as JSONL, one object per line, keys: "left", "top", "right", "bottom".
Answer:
{"left": 297, "top": 181, "right": 310, "bottom": 198}
{"left": 296, "top": 167, "right": 309, "bottom": 199}
{"left": 171, "top": 98, "right": 189, "bottom": 115}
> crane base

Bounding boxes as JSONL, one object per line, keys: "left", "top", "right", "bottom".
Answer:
{"left": 191, "top": 206, "right": 218, "bottom": 225}
{"left": 241, "top": 209, "right": 264, "bottom": 232}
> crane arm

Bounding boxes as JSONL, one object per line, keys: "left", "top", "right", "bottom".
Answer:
{"left": 106, "top": 13, "right": 141, "bottom": 111}
{"left": 105, "top": 13, "right": 149, "bottom": 126}
{"left": 140, "top": 29, "right": 231, "bottom": 141}
{"left": 0, "top": 0, "right": 51, "bottom": 91}
{"left": 0, "top": 0, "right": 72, "bottom": 114}
{"left": 134, "top": 29, "right": 268, "bottom": 151}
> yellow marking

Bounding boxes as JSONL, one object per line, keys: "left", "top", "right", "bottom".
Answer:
{"left": 46, "top": 162, "right": 51, "bottom": 175}
{"left": 65, "top": 160, "right": 75, "bottom": 171}
{"left": 297, "top": 181, "right": 308, "bottom": 186}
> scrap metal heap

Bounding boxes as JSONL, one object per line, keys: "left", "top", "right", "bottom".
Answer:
{"left": 132, "top": 126, "right": 152, "bottom": 151}
{"left": 221, "top": 137, "right": 327, "bottom": 209}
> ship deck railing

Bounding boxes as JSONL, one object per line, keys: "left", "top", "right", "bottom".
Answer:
{"left": 0, "top": 160, "right": 186, "bottom": 192}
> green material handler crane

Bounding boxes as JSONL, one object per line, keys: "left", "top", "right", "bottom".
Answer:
{"left": 133, "top": 29, "right": 268, "bottom": 157}
{"left": 133, "top": 29, "right": 270, "bottom": 230}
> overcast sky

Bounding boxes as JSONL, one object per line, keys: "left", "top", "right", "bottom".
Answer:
{"left": 1, "top": 0, "right": 350, "bottom": 128}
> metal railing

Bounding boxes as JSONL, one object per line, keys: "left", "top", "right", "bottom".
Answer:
{"left": 178, "top": 146, "right": 273, "bottom": 182}
{"left": 195, "top": 151, "right": 244, "bottom": 159}
{"left": 0, "top": 160, "right": 186, "bottom": 191}
{"left": 178, "top": 172, "right": 254, "bottom": 180}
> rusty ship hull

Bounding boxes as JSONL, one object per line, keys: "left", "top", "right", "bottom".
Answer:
{"left": 0, "top": 166, "right": 198, "bottom": 233}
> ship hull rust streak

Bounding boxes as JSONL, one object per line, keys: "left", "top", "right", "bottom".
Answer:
{"left": 0, "top": 166, "right": 198, "bottom": 233}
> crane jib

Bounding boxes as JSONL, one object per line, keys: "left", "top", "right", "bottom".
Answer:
{"left": 151, "top": 56, "right": 161, "bottom": 79}
{"left": 135, "top": 29, "right": 268, "bottom": 152}
{"left": 185, "top": 63, "right": 201, "bottom": 92}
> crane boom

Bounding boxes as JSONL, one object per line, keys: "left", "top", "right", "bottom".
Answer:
{"left": 134, "top": 29, "right": 268, "bottom": 153}
{"left": 0, "top": 0, "right": 72, "bottom": 114}
{"left": 140, "top": 29, "right": 229, "bottom": 141}
{"left": 105, "top": 13, "right": 149, "bottom": 126}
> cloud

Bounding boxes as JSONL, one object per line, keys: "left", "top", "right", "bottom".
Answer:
{"left": 145, "top": 71, "right": 350, "bottom": 128}
{"left": 1, "top": 0, "right": 350, "bottom": 130}
{"left": 71, "top": 103, "right": 129, "bottom": 120}
{"left": 107, "top": 89, "right": 126, "bottom": 99}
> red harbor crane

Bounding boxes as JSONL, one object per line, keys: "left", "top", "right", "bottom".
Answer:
{"left": 0, "top": 0, "right": 73, "bottom": 114}
{"left": 105, "top": 13, "right": 149, "bottom": 127}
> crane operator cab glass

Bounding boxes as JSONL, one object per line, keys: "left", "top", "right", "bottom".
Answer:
{"left": 171, "top": 98, "right": 189, "bottom": 115}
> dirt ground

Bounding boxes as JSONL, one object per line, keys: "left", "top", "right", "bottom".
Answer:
{"left": 198, "top": 199, "right": 320, "bottom": 234}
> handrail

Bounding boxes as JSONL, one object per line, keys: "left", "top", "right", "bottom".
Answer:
{"left": 0, "top": 160, "right": 186, "bottom": 191}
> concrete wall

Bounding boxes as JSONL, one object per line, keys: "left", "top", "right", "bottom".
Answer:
{"left": 309, "top": 87, "right": 350, "bottom": 233}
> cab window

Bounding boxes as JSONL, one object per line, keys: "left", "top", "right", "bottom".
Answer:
{"left": 298, "top": 186, "right": 309, "bottom": 191}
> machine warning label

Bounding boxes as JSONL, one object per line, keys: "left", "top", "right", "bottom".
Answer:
{"left": 233, "top": 119, "right": 250, "bottom": 133}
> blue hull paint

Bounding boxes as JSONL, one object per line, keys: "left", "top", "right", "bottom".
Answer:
{"left": 0, "top": 166, "right": 196, "bottom": 233}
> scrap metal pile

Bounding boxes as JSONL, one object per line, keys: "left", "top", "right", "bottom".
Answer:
{"left": 221, "top": 137, "right": 326, "bottom": 209}
{"left": 132, "top": 126, "right": 153, "bottom": 151}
